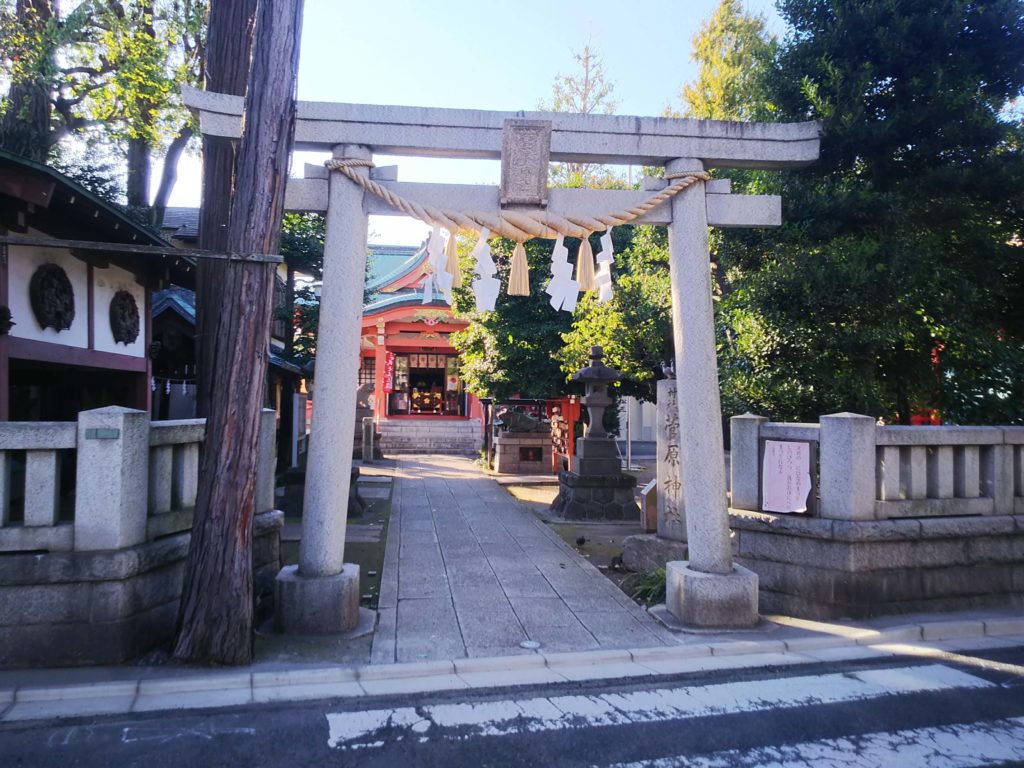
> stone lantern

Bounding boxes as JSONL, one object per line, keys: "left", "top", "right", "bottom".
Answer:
{"left": 550, "top": 345, "right": 640, "bottom": 520}
{"left": 574, "top": 345, "right": 623, "bottom": 474}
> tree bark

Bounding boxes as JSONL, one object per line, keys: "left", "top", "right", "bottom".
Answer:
{"left": 0, "top": 0, "right": 54, "bottom": 162}
{"left": 125, "top": 136, "right": 151, "bottom": 208}
{"left": 173, "top": 0, "right": 304, "bottom": 665}
{"left": 150, "top": 124, "right": 194, "bottom": 228}
{"left": 194, "top": 0, "right": 258, "bottom": 418}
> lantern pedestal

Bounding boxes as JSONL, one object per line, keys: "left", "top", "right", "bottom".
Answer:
{"left": 550, "top": 469, "right": 639, "bottom": 521}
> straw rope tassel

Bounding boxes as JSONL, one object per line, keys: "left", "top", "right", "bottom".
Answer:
{"left": 508, "top": 242, "right": 530, "bottom": 296}
{"left": 576, "top": 234, "right": 596, "bottom": 292}
{"left": 444, "top": 230, "right": 462, "bottom": 288}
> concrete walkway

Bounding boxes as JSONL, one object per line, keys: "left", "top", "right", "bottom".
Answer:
{"left": 372, "top": 455, "right": 678, "bottom": 664}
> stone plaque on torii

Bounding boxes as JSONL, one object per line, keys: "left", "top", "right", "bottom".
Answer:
{"left": 184, "top": 87, "right": 820, "bottom": 632}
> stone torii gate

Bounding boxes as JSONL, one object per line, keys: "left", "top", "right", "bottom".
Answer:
{"left": 184, "top": 88, "right": 820, "bottom": 633}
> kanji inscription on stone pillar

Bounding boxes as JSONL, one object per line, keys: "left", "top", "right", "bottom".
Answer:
{"left": 657, "top": 378, "right": 686, "bottom": 541}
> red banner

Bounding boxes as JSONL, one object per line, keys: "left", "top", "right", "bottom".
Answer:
{"left": 383, "top": 352, "right": 396, "bottom": 393}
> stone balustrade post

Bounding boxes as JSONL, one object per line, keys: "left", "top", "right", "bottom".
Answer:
{"left": 819, "top": 412, "right": 876, "bottom": 520}
{"left": 991, "top": 435, "right": 1014, "bottom": 516}
{"left": 74, "top": 407, "right": 150, "bottom": 551}
{"left": 255, "top": 408, "right": 277, "bottom": 515}
{"left": 730, "top": 414, "right": 767, "bottom": 511}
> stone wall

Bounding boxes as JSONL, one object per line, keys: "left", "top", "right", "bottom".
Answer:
{"left": 731, "top": 509, "right": 1024, "bottom": 619}
{"left": 0, "top": 510, "right": 282, "bottom": 668}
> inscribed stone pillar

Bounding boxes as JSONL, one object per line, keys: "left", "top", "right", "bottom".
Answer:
{"left": 656, "top": 378, "right": 685, "bottom": 541}
{"left": 665, "top": 158, "right": 732, "bottom": 575}
{"left": 300, "top": 144, "right": 371, "bottom": 576}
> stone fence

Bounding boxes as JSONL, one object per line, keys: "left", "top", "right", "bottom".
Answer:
{"left": 726, "top": 412, "right": 1024, "bottom": 619}
{"left": 0, "top": 406, "right": 282, "bottom": 668}
{"left": 730, "top": 412, "right": 1024, "bottom": 520}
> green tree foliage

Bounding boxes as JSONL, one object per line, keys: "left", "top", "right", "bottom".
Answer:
{"left": 676, "top": 0, "right": 776, "bottom": 121}
{"left": 278, "top": 212, "right": 323, "bottom": 364}
{"left": 717, "top": 0, "right": 1024, "bottom": 424}
{"left": 0, "top": 0, "right": 205, "bottom": 220}
{"left": 453, "top": 45, "right": 632, "bottom": 399}
{"left": 451, "top": 237, "right": 572, "bottom": 399}
{"left": 557, "top": 226, "right": 673, "bottom": 402}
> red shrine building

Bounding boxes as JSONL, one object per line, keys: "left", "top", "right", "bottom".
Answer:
{"left": 360, "top": 244, "right": 483, "bottom": 455}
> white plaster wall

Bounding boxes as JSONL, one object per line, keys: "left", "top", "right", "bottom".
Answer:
{"left": 93, "top": 264, "right": 146, "bottom": 356}
{"left": 8, "top": 240, "right": 89, "bottom": 348}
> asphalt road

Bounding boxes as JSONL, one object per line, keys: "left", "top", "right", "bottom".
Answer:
{"left": 3, "top": 645, "right": 1023, "bottom": 768}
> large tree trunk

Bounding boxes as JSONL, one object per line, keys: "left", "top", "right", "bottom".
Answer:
{"left": 194, "top": 0, "right": 258, "bottom": 418}
{"left": 125, "top": 136, "right": 151, "bottom": 208}
{"left": 150, "top": 124, "right": 194, "bottom": 228}
{"left": 0, "top": 0, "right": 53, "bottom": 162}
{"left": 173, "top": 0, "right": 304, "bottom": 665}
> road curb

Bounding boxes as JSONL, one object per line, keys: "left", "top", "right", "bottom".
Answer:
{"left": 1, "top": 615, "right": 1021, "bottom": 723}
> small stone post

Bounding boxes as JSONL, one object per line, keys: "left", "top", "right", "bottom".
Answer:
{"left": 362, "top": 417, "right": 374, "bottom": 463}
{"left": 74, "top": 407, "right": 150, "bottom": 551}
{"left": 819, "top": 412, "right": 876, "bottom": 521}
{"left": 730, "top": 414, "right": 767, "bottom": 511}
{"left": 663, "top": 158, "right": 758, "bottom": 627}
{"left": 276, "top": 145, "right": 365, "bottom": 634}
{"left": 255, "top": 408, "right": 276, "bottom": 515}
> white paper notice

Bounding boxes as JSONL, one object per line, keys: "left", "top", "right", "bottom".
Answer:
{"left": 761, "top": 440, "right": 812, "bottom": 513}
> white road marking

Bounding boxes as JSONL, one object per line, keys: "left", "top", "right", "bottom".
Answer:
{"left": 324, "top": 664, "right": 991, "bottom": 750}
{"left": 608, "top": 715, "right": 1024, "bottom": 768}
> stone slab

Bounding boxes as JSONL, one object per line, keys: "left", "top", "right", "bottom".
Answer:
{"left": 621, "top": 533, "right": 689, "bottom": 573}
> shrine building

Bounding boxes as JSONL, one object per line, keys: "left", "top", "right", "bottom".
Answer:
{"left": 360, "top": 243, "right": 483, "bottom": 455}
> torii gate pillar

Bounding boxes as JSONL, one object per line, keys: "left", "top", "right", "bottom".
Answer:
{"left": 665, "top": 158, "right": 758, "bottom": 627}
{"left": 275, "top": 144, "right": 371, "bottom": 634}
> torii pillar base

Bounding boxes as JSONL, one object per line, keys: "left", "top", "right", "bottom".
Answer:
{"left": 665, "top": 561, "right": 759, "bottom": 628}
{"left": 275, "top": 564, "right": 361, "bottom": 634}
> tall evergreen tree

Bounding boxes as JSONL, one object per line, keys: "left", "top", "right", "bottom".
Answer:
{"left": 717, "top": 0, "right": 1024, "bottom": 424}
{"left": 677, "top": 0, "right": 776, "bottom": 121}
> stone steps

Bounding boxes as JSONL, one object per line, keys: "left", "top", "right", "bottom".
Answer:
{"left": 378, "top": 419, "right": 483, "bottom": 456}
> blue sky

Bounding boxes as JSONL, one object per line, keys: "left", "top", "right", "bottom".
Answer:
{"left": 167, "top": 0, "right": 783, "bottom": 244}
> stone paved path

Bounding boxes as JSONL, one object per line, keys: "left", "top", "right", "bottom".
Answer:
{"left": 371, "top": 455, "right": 680, "bottom": 664}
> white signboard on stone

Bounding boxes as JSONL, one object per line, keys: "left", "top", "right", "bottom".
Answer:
{"left": 761, "top": 439, "right": 812, "bottom": 513}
